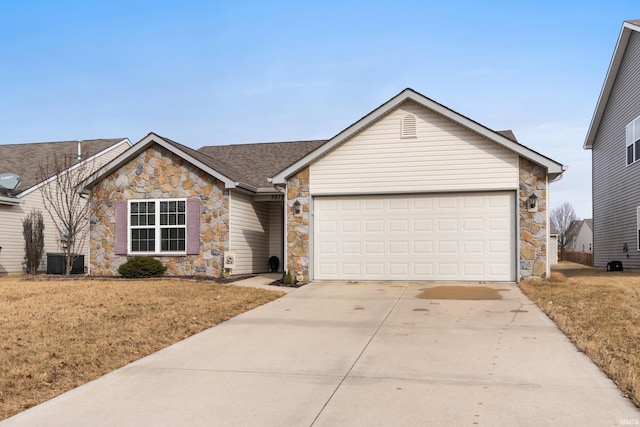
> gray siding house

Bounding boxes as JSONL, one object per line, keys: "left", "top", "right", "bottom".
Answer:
{"left": 584, "top": 20, "right": 640, "bottom": 267}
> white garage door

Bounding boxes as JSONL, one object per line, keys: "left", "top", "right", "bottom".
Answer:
{"left": 313, "top": 192, "right": 515, "bottom": 281}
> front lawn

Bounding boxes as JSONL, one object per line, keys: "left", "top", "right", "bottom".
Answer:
{"left": 0, "top": 277, "right": 283, "bottom": 420}
{"left": 519, "top": 262, "right": 640, "bottom": 407}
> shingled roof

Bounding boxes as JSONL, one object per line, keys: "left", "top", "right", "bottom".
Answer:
{"left": 198, "top": 140, "right": 326, "bottom": 190}
{"left": 0, "top": 138, "right": 128, "bottom": 195}
{"left": 159, "top": 135, "right": 248, "bottom": 185}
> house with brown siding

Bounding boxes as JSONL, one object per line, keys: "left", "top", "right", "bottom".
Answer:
{"left": 83, "top": 88, "right": 565, "bottom": 282}
{"left": 0, "top": 138, "right": 131, "bottom": 274}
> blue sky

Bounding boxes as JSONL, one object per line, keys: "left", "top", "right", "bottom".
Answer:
{"left": 0, "top": 1, "right": 637, "bottom": 218}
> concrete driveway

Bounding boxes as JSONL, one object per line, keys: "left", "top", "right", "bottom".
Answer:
{"left": 3, "top": 280, "right": 639, "bottom": 426}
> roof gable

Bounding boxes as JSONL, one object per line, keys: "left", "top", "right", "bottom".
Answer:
{"left": 0, "top": 138, "right": 130, "bottom": 196}
{"left": 83, "top": 133, "right": 240, "bottom": 191}
{"left": 584, "top": 20, "right": 640, "bottom": 149}
{"left": 272, "top": 88, "right": 564, "bottom": 184}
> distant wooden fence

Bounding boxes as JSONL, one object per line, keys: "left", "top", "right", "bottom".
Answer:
{"left": 563, "top": 252, "right": 593, "bottom": 266}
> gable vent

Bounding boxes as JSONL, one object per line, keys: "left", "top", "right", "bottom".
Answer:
{"left": 401, "top": 113, "right": 417, "bottom": 138}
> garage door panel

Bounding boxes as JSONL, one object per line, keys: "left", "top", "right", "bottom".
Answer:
{"left": 343, "top": 263, "right": 361, "bottom": 275}
{"left": 318, "top": 220, "right": 338, "bottom": 233}
{"left": 438, "top": 263, "right": 459, "bottom": 277}
{"left": 389, "top": 219, "right": 409, "bottom": 231}
{"left": 438, "top": 218, "right": 458, "bottom": 231}
{"left": 413, "top": 241, "right": 433, "bottom": 254}
{"left": 463, "top": 240, "right": 484, "bottom": 254}
{"left": 318, "top": 242, "right": 337, "bottom": 255}
{"left": 365, "top": 241, "right": 384, "bottom": 254}
{"left": 318, "top": 263, "right": 338, "bottom": 276}
{"left": 365, "top": 263, "right": 384, "bottom": 276}
{"left": 489, "top": 218, "right": 508, "bottom": 231}
{"left": 413, "top": 263, "right": 434, "bottom": 276}
{"left": 438, "top": 198, "right": 459, "bottom": 209}
{"left": 365, "top": 220, "right": 384, "bottom": 232}
{"left": 341, "top": 220, "right": 360, "bottom": 232}
{"left": 414, "top": 219, "right": 433, "bottom": 232}
{"left": 438, "top": 241, "right": 458, "bottom": 254}
{"left": 341, "top": 241, "right": 360, "bottom": 254}
{"left": 388, "top": 241, "right": 409, "bottom": 254}
{"left": 313, "top": 193, "right": 515, "bottom": 281}
{"left": 464, "top": 263, "right": 484, "bottom": 276}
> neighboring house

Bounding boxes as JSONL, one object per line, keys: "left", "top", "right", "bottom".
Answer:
{"left": 84, "top": 88, "right": 565, "bottom": 282}
{"left": 0, "top": 138, "right": 132, "bottom": 274}
{"left": 584, "top": 20, "right": 640, "bottom": 267}
{"left": 565, "top": 219, "right": 593, "bottom": 253}
{"left": 549, "top": 223, "right": 559, "bottom": 265}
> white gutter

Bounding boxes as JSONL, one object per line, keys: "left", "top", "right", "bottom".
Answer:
{"left": 0, "top": 195, "right": 21, "bottom": 205}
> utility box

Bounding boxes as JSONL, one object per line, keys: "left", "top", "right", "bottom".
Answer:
{"left": 46, "top": 253, "right": 84, "bottom": 274}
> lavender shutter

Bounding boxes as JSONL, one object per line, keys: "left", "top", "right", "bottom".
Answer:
{"left": 115, "top": 200, "right": 128, "bottom": 255}
{"left": 186, "top": 198, "right": 200, "bottom": 255}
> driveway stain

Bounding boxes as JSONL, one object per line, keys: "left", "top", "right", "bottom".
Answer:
{"left": 412, "top": 308, "right": 429, "bottom": 312}
{"left": 416, "top": 286, "right": 509, "bottom": 300}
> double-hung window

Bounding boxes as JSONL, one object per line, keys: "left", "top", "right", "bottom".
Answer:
{"left": 129, "top": 199, "right": 186, "bottom": 254}
{"left": 625, "top": 116, "right": 640, "bottom": 165}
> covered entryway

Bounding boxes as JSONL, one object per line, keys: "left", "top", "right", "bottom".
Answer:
{"left": 313, "top": 192, "right": 515, "bottom": 281}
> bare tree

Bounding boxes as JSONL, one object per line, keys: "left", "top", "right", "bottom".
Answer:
{"left": 39, "top": 154, "right": 97, "bottom": 276}
{"left": 22, "top": 209, "right": 45, "bottom": 275}
{"left": 551, "top": 202, "right": 578, "bottom": 261}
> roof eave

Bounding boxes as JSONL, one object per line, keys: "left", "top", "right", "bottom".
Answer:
{"left": 584, "top": 21, "right": 640, "bottom": 150}
{"left": 0, "top": 195, "right": 22, "bottom": 205}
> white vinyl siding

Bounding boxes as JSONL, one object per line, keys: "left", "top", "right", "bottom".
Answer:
{"left": 0, "top": 191, "right": 79, "bottom": 274}
{"left": 229, "top": 190, "right": 270, "bottom": 274}
{"left": 0, "top": 141, "right": 130, "bottom": 274}
{"left": 313, "top": 192, "right": 515, "bottom": 281}
{"left": 310, "top": 102, "right": 519, "bottom": 195}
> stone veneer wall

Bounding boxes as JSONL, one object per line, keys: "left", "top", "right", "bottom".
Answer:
{"left": 286, "top": 168, "right": 310, "bottom": 284}
{"left": 90, "top": 144, "right": 229, "bottom": 277}
{"left": 519, "top": 157, "right": 548, "bottom": 280}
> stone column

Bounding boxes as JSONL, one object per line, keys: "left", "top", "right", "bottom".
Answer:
{"left": 519, "top": 157, "right": 548, "bottom": 280}
{"left": 286, "top": 168, "right": 310, "bottom": 284}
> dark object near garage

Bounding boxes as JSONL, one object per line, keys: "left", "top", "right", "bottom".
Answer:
{"left": 269, "top": 256, "right": 280, "bottom": 272}
{"left": 47, "top": 253, "right": 84, "bottom": 274}
{"left": 606, "top": 261, "right": 623, "bottom": 272}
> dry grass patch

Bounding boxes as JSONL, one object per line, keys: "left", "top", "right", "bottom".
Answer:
{"left": 0, "top": 277, "right": 283, "bottom": 420}
{"left": 519, "top": 262, "right": 640, "bottom": 406}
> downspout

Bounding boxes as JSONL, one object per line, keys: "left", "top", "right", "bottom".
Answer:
{"left": 545, "top": 171, "right": 550, "bottom": 279}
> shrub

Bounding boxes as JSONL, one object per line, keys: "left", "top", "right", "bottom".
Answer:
{"left": 118, "top": 256, "right": 167, "bottom": 278}
{"left": 283, "top": 270, "right": 293, "bottom": 285}
{"left": 22, "top": 209, "right": 45, "bottom": 275}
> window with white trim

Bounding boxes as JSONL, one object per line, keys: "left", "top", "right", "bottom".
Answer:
{"left": 129, "top": 199, "right": 186, "bottom": 254}
{"left": 626, "top": 116, "right": 640, "bottom": 165}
